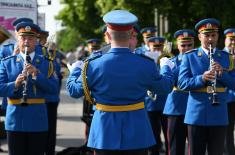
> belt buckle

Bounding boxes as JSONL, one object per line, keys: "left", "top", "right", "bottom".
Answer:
{"left": 207, "top": 86, "right": 214, "bottom": 94}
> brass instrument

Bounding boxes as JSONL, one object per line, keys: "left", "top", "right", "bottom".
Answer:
{"left": 21, "top": 45, "right": 31, "bottom": 106}
{"left": 164, "top": 41, "right": 174, "bottom": 57}
{"left": 208, "top": 44, "right": 219, "bottom": 105}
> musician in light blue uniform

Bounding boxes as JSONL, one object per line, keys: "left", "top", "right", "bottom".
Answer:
{"left": 178, "top": 18, "right": 235, "bottom": 155}
{"left": 0, "top": 22, "right": 58, "bottom": 155}
{"left": 163, "top": 29, "right": 195, "bottom": 155}
{"left": 86, "top": 38, "right": 102, "bottom": 58}
{"left": 0, "top": 18, "right": 34, "bottom": 59}
{"left": 0, "top": 18, "right": 34, "bottom": 111}
{"left": 223, "top": 28, "right": 235, "bottom": 155}
{"left": 67, "top": 10, "right": 174, "bottom": 155}
{"left": 134, "top": 27, "right": 156, "bottom": 54}
{"left": 143, "top": 36, "right": 171, "bottom": 155}
{"left": 37, "top": 29, "right": 61, "bottom": 155}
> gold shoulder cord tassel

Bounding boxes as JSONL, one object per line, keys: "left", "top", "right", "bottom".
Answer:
{"left": 42, "top": 47, "right": 47, "bottom": 57}
{"left": 47, "top": 48, "right": 56, "bottom": 78}
{"left": 228, "top": 54, "right": 234, "bottom": 71}
{"left": 47, "top": 61, "right": 54, "bottom": 78}
{"left": 82, "top": 61, "right": 94, "bottom": 104}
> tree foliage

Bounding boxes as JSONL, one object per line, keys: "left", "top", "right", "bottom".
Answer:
{"left": 56, "top": 0, "right": 235, "bottom": 51}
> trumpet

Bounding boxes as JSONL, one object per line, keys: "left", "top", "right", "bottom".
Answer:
{"left": 208, "top": 43, "right": 219, "bottom": 105}
{"left": 21, "top": 45, "right": 31, "bottom": 106}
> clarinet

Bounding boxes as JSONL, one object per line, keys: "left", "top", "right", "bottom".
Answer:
{"left": 208, "top": 44, "right": 219, "bottom": 105}
{"left": 21, "top": 45, "right": 30, "bottom": 106}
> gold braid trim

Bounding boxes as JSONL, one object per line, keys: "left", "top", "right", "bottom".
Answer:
{"left": 47, "top": 49, "right": 57, "bottom": 78}
{"left": 224, "top": 54, "right": 234, "bottom": 72}
{"left": 82, "top": 61, "right": 94, "bottom": 104}
{"left": 228, "top": 54, "right": 234, "bottom": 71}
{"left": 48, "top": 61, "right": 54, "bottom": 78}
{"left": 42, "top": 47, "right": 47, "bottom": 57}
{"left": 43, "top": 47, "right": 56, "bottom": 78}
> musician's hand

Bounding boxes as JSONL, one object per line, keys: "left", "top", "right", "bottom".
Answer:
{"left": 202, "top": 70, "right": 215, "bottom": 82}
{"left": 211, "top": 62, "right": 223, "bottom": 76}
{"left": 25, "top": 64, "right": 38, "bottom": 76}
{"left": 15, "top": 74, "right": 25, "bottom": 88}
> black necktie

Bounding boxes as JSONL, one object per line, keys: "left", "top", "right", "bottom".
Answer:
{"left": 26, "top": 55, "right": 31, "bottom": 64}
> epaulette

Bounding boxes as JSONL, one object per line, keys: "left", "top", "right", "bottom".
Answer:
{"left": 221, "top": 50, "right": 234, "bottom": 72}
{"left": 137, "top": 53, "right": 154, "bottom": 62}
{"left": 220, "top": 50, "right": 231, "bottom": 55}
{"left": 170, "top": 55, "right": 177, "bottom": 61}
{"left": 3, "top": 43, "right": 14, "bottom": 47}
{"left": 185, "top": 48, "right": 197, "bottom": 54}
{"left": 86, "top": 54, "right": 102, "bottom": 62}
{"left": 1, "top": 55, "right": 15, "bottom": 61}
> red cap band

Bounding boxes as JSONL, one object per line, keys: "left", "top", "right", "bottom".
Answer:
{"left": 107, "top": 24, "right": 133, "bottom": 31}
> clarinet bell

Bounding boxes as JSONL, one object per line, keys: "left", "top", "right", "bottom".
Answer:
{"left": 21, "top": 94, "right": 28, "bottom": 106}
{"left": 212, "top": 93, "right": 219, "bottom": 106}
{"left": 21, "top": 102, "right": 28, "bottom": 106}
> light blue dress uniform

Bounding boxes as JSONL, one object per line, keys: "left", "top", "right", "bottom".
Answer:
{"left": 37, "top": 44, "right": 60, "bottom": 103}
{"left": 143, "top": 36, "right": 168, "bottom": 112}
{"left": 89, "top": 50, "right": 103, "bottom": 58}
{"left": 0, "top": 53, "right": 58, "bottom": 132}
{"left": 67, "top": 47, "right": 174, "bottom": 150}
{"left": 178, "top": 47, "right": 235, "bottom": 126}
{"left": 223, "top": 47, "right": 235, "bottom": 104}
{"left": 163, "top": 54, "right": 188, "bottom": 115}
{"left": 134, "top": 27, "right": 156, "bottom": 55}
{"left": 134, "top": 44, "right": 149, "bottom": 55}
{"left": 0, "top": 44, "right": 15, "bottom": 59}
{"left": 0, "top": 44, "right": 15, "bottom": 110}
{"left": 145, "top": 63, "right": 169, "bottom": 111}
{"left": 0, "top": 18, "right": 34, "bottom": 111}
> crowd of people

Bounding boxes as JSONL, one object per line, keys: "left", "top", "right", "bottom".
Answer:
{"left": 66, "top": 10, "right": 235, "bottom": 155}
{"left": 0, "top": 9, "right": 235, "bottom": 155}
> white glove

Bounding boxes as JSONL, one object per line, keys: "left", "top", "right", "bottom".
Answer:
{"left": 160, "top": 57, "right": 175, "bottom": 70}
{"left": 67, "top": 60, "right": 84, "bottom": 72}
{"left": 145, "top": 51, "right": 160, "bottom": 63}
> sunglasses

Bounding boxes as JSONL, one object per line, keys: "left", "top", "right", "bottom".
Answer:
{"left": 181, "top": 44, "right": 192, "bottom": 47}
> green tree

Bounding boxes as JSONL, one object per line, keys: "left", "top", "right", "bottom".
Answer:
{"left": 56, "top": 0, "right": 235, "bottom": 51}
{"left": 56, "top": 0, "right": 103, "bottom": 51}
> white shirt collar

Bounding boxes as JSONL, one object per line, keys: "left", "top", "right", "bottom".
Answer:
{"left": 201, "top": 46, "right": 216, "bottom": 55}
{"left": 144, "top": 44, "right": 150, "bottom": 50}
{"left": 20, "top": 51, "right": 35, "bottom": 61}
{"left": 223, "top": 47, "right": 230, "bottom": 53}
